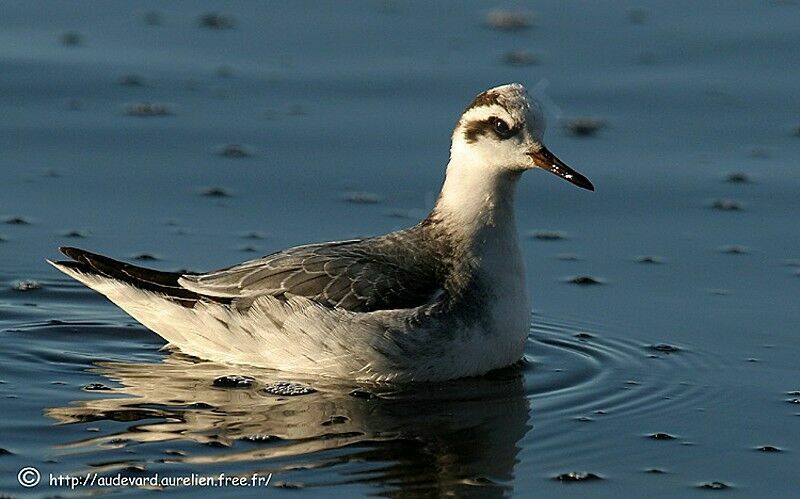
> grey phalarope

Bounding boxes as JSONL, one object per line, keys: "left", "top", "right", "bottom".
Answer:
{"left": 50, "top": 83, "right": 593, "bottom": 382}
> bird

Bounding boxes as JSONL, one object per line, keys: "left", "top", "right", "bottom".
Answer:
{"left": 49, "top": 83, "right": 593, "bottom": 382}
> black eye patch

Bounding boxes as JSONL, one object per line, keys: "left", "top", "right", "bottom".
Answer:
{"left": 463, "top": 117, "right": 521, "bottom": 143}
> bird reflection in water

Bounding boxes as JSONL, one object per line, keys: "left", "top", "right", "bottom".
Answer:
{"left": 46, "top": 352, "right": 531, "bottom": 496}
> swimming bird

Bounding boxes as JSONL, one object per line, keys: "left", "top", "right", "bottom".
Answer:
{"left": 49, "top": 83, "right": 593, "bottom": 382}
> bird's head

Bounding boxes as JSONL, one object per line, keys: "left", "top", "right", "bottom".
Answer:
{"left": 450, "top": 83, "right": 593, "bottom": 191}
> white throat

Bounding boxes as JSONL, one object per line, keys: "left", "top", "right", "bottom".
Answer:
{"left": 434, "top": 153, "right": 522, "bottom": 244}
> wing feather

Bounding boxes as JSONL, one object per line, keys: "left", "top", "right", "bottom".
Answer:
{"left": 178, "top": 237, "right": 440, "bottom": 312}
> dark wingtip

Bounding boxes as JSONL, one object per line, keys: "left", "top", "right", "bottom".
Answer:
{"left": 59, "top": 246, "right": 84, "bottom": 260}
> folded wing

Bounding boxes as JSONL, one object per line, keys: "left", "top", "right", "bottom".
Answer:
{"left": 178, "top": 239, "right": 440, "bottom": 312}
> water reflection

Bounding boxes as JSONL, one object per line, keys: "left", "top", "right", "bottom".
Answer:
{"left": 47, "top": 353, "right": 531, "bottom": 495}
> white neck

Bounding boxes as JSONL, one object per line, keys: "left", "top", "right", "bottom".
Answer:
{"left": 433, "top": 154, "right": 522, "bottom": 248}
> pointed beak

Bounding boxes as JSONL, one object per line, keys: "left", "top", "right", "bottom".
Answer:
{"left": 527, "top": 146, "right": 594, "bottom": 191}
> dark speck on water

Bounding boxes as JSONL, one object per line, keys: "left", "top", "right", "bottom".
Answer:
{"left": 636, "top": 255, "right": 663, "bottom": 264}
{"left": 710, "top": 199, "right": 744, "bottom": 211}
{"left": 4, "top": 216, "right": 31, "bottom": 225}
{"left": 718, "top": 245, "right": 750, "bottom": 255}
{"left": 321, "top": 415, "right": 349, "bottom": 426}
{"left": 565, "top": 275, "right": 604, "bottom": 285}
{"left": 349, "top": 388, "right": 377, "bottom": 399}
{"left": 118, "top": 74, "right": 145, "bottom": 87}
{"left": 647, "top": 344, "right": 681, "bottom": 353}
{"left": 565, "top": 117, "right": 605, "bottom": 137}
{"left": 12, "top": 280, "right": 41, "bottom": 291}
{"left": 485, "top": 10, "right": 532, "bottom": 31}
{"left": 218, "top": 144, "right": 252, "bottom": 158}
{"left": 529, "top": 230, "right": 568, "bottom": 241}
{"left": 699, "top": 481, "right": 730, "bottom": 490}
{"left": 61, "top": 31, "right": 83, "bottom": 47}
{"left": 273, "top": 481, "right": 305, "bottom": 489}
{"left": 132, "top": 253, "right": 159, "bottom": 261}
{"left": 553, "top": 472, "right": 603, "bottom": 482}
{"left": 82, "top": 383, "right": 112, "bottom": 391}
{"left": 198, "top": 13, "right": 236, "bottom": 29}
{"left": 240, "top": 434, "right": 279, "bottom": 443}
{"left": 125, "top": 102, "right": 172, "bottom": 117}
{"left": 261, "top": 382, "right": 316, "bottom": 396}
{"left": 503, "top": 51, "right": 539, "bottom": 66}
{"left": 142, "top": 11, "right": 162, "bottom": 26}
{"left": 342, "top": 192, "right": 382, "bottom": 204}
{"left": 212, "top": 375, "right": 255, "bottom": 389}
{"left": 201, "top": 187, "right": 232, "bottom": 198}
{"left": 724, "top": 171, "right": 752, "bottom": 183}
{"left": 755, "top": 445, "right": 782, "bottom": 452}
{"left": 648, "top": 432, "right": 677, "bottom": 440}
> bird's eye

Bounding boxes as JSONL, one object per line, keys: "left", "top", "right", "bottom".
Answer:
{"left": 491, "top": 118, "right": 513, "bottom": 139}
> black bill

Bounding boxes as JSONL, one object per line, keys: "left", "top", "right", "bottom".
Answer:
{"left": 527, "top": 146, "right": 594, "bottom": 191}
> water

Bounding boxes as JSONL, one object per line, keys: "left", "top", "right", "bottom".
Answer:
{"left": 1, "top": 1, "right": 799, "bottom": 496}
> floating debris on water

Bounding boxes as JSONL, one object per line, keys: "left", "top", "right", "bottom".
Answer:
{"left": 486, "top": 9, "right": 533, "bottom": 31}
{"left": 4, "top": 216, "right": 32, "bottom": 225}
{"left": 125, "top": 102, "right": 172, "bottom": 117}
{"left": 648, "top": 432, "right": 677, "bottom": 440}
{"left": 647, "top": 343, "right": 681, "bottom": 353}
{"left": 201, "top": 187, "right": 232, "bottom": 198}
{"left": 710, "top": 199, "right": 744, "bottom": 211}
{"left": 636, "top": 255, "right": 663, "bottom": 264}
{"left": 198, "top": 13, "right": 236, "bottom": 29}
{"left": 218, "top": 144, "right": 252, "bottom": 158}
{"left": 564, "top": 275, "right": 604, "bottom": 286}
{"left": 528, "top": 230, "right": 568, "bottom": 241}
{"left": 240, "top": 434, "right": 279, "bottom": 443}
{"left": 289, "top": 104, "right": 306, "bottom": 116}
{"left": 238, "top": 245, "right": 259, "bottom": 253}
{"left": 565, "top": 117, "right": 605, "bottom": 137}
{"left": 556, "top": 253, "right": 581, "bottom": 261}
{"left": 261, "top": 382, "right": 316, "bottom": 396}
{"left": 240, "top": 231, "right": 266, "bottom": 240}
{"left": 273, "top": 481, "right": 304, "bottom": 489}
{"left": 215, "top": 65, "right": 235, "bottom": 78}
{"left": 718, "top": 245, "right": 750, "bottom": 255}
{"left": 553, "top": 472, "right": 602, "bottom": 482}
{"left": 786, "top": 398, "right": 800, "bottom": 404}
{"left": 724, "top": 171, "right": 752, "bottom": 183}
{"left": 0, "top": 448, "right": 13, "bottom": 455}
{"left": 321, "top": 415, "right": 349, "bottom": 426}
{"left": 575, "top": 416, "right": 593, "bottom": 422}
{"left": 628, "top": 8, "right": 648, "bottom": 24}
{"left": 349, "top": 388, "right": 377, "bottom": 399}
{"left": 213, "top": 375, "right": 255, "bottom": 389}
{"left": 755, "top": 445, "right": 782, "bottom": 452}
{"left": 699, "top": 481, "right": 729, "bottom": 490}
{"left": 13, "top": 280, "right": 41, "bottom": 291}
{"left": 143, "top": 11, "right": 162, "bottom": 26}
{"left": 61, "top": 230, "right": 87, "bottom": 239}
{"left": 503, "top": 51, "right": 539, "bottom": 66}
{"left": 61, "top": 31, "right": 83, "bottom": 47}
{"left": 132, "top": 253, "right": 160, "bottom": 262}
{"left": 118, "top": 74, "right": 145, "bottom": 87}
{"left": 82, "top": 383, "right": 112, "bottom": 391}
{"left": 343, "top": 192, "right": 382, "bottom": 204}
{"left": 645, "top": 468, "right": 666, "bottom": 474}
{"left": 574, "top": 332, "right": 594, "bottom": 339}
